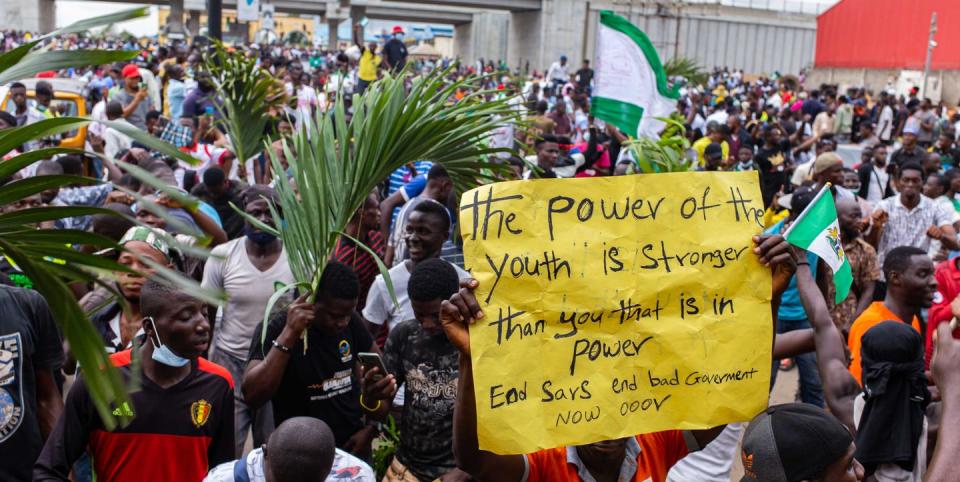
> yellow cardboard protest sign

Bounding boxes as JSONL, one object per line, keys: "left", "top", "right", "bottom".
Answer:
{"left": 459, "top": 171, "right": 772, "bottom": 454}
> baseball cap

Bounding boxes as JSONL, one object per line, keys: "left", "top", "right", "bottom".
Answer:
{"left": 392, "top": 25, "right": 404, "bottom": 34}
{"left": 740, "top": 403, "right": 852, "bottom": 482}
{"left": 119, "top": 226, "right": 170, "bottom": 258}
{"left": 121, "top": 63, "right": 141, "bottom": 79}
{"left": 903, "top": 124, "right": 920, "bottom": 136}
{"left": 811, "top": 152, "right": 843, "bottom": 176}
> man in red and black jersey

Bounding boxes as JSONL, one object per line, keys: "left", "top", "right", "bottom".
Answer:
{"left": 35, "top": 279, "right": 234, "bottom": 481}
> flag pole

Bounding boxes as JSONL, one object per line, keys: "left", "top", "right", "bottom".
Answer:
{"left": 782, "top": 182, "right": 832, "bottom": 239}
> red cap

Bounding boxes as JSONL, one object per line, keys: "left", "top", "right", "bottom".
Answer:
{"left": 392, "top": 25, "right": 404, "bottom": 34}
{"left": 35, "top": 71, "right": 56, "bottom": 78}
{"left": 121, "top": 63, "right": 141, "bottom": 79}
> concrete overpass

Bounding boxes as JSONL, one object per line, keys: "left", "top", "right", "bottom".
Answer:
{"left": 0, "top": 0, "right": 818, "bottom": 77}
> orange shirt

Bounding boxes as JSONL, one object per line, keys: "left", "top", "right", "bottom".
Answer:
{"left": 524, "top": 431, "right": 688, "bottom": 482}
{"left": 847, "top": 301, "right": 921, "bottom": 384}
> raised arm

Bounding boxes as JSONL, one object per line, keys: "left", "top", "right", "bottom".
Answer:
{"left": 794, "top": 251, "right": 860, "bottom": 432}
{"left": 242, "top": 295, "right": 312, "bottom": 408}
{"left": 926, "top": 323, "right": 960, "bottom": 482}
{"left": 442, "top": 279, "right": 526, "bottom": 482}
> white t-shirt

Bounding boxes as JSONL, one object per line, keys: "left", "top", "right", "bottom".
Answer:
{"left": 203, "top": 447, "right": 375, "bottom": 482}
{"left": 284, "top": 82, "right": 319, "bottom": 130}
{"left": 666, "top": 423, "right": 744, "bottom": 482}
{"left": 201, "top": 237, "right": 295, "bottom": 360}
{"left": 362, "top": 260, "right": 469, "bottom": 330}
{"left": 865, "top": 165, "right": 890, "bottom": 203}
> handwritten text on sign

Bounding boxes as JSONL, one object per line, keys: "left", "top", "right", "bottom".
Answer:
{"left": 460, "top": 172, "right": 772, "bottom": 454}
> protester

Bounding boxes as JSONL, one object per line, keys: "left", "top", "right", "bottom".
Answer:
{"left": 868, "top": 163, "right": 959, "bottom": 273}
{"left": 0, "top": 285, "right": 63, "bottom": 481}
{"left": 190, "top": 167, "right": 247, "bottom": 240}
{"left": 333, "top": 192, "right": 384, "bottom": 310}
{"left": 35, "top": 279, "right": 234, "bottom": 481}
{"left": 383, "top": 26, "right": 408, "bottom": 72}
{"left": 385, "top": 164, "right": 454, "bottom": 266}
{"left": 829, "top": 199, "right": 880, "bottom": 336}
{"left": 243, "top": 262, "right": 379, "bottom": 457}
{"left": 366, "top": 199, "right": 469, "bottom": 337}
{"left": 202, "top": 185, "right": 293, "bottom": 457}
{"left": 361, "top": 259, "right": 467, "bottom": 481}
{"left": 203, "top": 417, "right": 375, "bottom": 482}
{"left": 847, "top": 246, "right": 931, "bottom": 384}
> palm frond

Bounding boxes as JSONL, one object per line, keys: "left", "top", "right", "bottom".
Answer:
{"left": 663, "top": 56, "right": 707, "bottom": 87}
{"left": 202, "top": 41, "right": 288, "bottom": 167}
{"left": 245, "top": 66, "right": 522, "bottom": 347}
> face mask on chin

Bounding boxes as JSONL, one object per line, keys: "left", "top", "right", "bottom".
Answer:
{"left": 245, "top": 225, "right": 277, "bottom": 245}
{"left": 145, "top": 317, "right": 190, "bottom": 367}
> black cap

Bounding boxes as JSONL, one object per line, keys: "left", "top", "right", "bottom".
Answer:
{"left": 705, "top": 142, "right": 724, "bottom": 159}
{"left": 740, "top": 403, "right": 852, "bottom": 482}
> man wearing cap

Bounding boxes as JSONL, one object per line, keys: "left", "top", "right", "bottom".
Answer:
{"left": 113, "top": 63, "right": 154, "bottom": 130}
{"left": 383, "top": 26, "right": 408, "bottom": 73}
{"left": 740, "top": 403, "right": 863, "bottom": 482}
{"left": 75, "top": 226, "right": 173, "bottom": 367}
{"left": 891, "top": 125, "right": 926, "bottom": 167}
{"left": 699, "top": 142, "right": 725, "bottom": 171}
{"left": 811, "top": 152, "right": 856, "bottom": 200}
{"left": 353, "top": 22, "right": 380, "bottom": 96}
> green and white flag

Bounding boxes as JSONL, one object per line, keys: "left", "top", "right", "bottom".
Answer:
{"left": 591, "top": 10, "right": 680, "bottom": 139}
{"left": 784, "top": 186, "right": 853, "bottom": 304}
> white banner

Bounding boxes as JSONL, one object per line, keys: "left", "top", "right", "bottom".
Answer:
{"left": 237, "top": 0, "right": 259, "bottom": 22}
{"left": 261, "top": 4, "right": 275, "bottom": 30}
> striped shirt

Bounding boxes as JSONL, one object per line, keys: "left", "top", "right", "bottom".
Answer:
{"left": 332, "top": 231, "right": 386, "bottom": 309}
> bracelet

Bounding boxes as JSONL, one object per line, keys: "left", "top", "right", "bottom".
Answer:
{"left": 271, "top": 339, "right": 291, "bottom": 353}
{"left": 359, "top": 393, "right": 381, "bottom": 412}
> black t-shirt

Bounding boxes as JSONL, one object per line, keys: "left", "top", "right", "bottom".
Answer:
{"left": 190, "top": 181, "right": 247, "bottom": 240}
{"left": 248, "top": 312, "right": 373, "bottom": 446}
{"left": 383, "top": 320, "right": 459, "bottom": 481}
{"left": 0, "top": 285, "right": 64, "bottom": 482}
{"left": 755, "top": 142, "right": 791, "bottom": 208}
{"left": 576, "top": 68, "right": 594, "bottom": 89}
{"left": 383, "top": 39, "right": 408, "bottom": 70}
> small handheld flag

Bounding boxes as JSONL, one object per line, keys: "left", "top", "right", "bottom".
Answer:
{"left": 783, "top": 183, "right": 853, "bottom": 304}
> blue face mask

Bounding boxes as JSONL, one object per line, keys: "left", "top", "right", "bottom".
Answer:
{"left": 245, "top": 225, "right": 278, "bottom": 245}
{"left": 146, "top": 317, "right": 190, "bottom": 367}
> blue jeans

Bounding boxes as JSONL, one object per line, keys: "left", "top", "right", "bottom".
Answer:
{"left": 773, "top": 318, "right": 824, "bottom": 407}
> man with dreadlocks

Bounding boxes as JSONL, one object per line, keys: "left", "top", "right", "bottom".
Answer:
{"left": 201, "top": 185, "right": 294, "bottom": 457}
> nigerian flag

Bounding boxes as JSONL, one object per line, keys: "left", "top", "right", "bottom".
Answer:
{"left": 784, "top": 186, "right": 853, "bottom": 304}
{"left": 591, "top": 10, "right": 679, "bottom": 139}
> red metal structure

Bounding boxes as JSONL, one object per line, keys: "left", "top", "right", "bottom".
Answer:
{"left": 815, "top": 0, "right": 960, "bottom": 70}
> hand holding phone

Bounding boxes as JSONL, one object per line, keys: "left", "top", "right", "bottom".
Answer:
{"left": 359, "top": 352, "right": 397, "bottom": 405}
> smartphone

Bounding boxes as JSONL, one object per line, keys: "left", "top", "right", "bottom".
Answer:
{"left": 358, "top": 352, "right": 388, "bottom": 382}
{"left": 359, "top": 16, "right": 369, "bottom": 27}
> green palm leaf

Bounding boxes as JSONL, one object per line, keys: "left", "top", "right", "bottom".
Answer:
{"left": 243, "top": 66, "right": 521, "bottom": 345}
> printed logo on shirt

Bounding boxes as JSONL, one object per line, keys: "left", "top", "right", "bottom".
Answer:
{"left": 338, "top": 339, "right": 351, "bottom": 362}
{"left": 330, "top": 466, "right": 362, "bottom": 479}
{"left": 190, "top": 399, "right": 212, "bottom": 428}
{"left": 0, "top": 333, "right": 24, "bottom": 442}
{"left": 310, "top": 369, "right": 354, "bottom": 401}
{"left": 111, "top": 401, "right": 135, "bottom": 417}
{"left": 741, "top": 451, "right": 756, "bottom": 478}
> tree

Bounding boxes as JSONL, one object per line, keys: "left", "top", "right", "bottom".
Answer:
{"left": 0, "top": 8, "right": 218, "bottom": 429}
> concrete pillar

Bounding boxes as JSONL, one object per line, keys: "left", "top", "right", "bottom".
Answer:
{"left": 166, "top": 0, "right": 186, "bottom": 39}
{"left": 455, "top": 12, "right": 509, "bottom": 68}
{"left": 0, "top": 0, "right": 56, "bottom": 32}
{"left": 186, "top": 10, "right": 202, "bottom": 37}
{"left": 327, "top": 18, "right": 340, "bottom": 50}
{"left": 508, "top": 0, "right": 588, "bottom": 74}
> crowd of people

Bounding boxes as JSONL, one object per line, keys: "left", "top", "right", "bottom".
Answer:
{"left": 2, "top": 23, "right": 960, "bottom": 482}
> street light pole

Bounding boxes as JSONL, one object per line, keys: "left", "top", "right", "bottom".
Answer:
{"left": 921, "top": 11, "right": 937, "bottom": 99}
{"left": 208, "top": 0, "right": 223, "bottom": 41}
